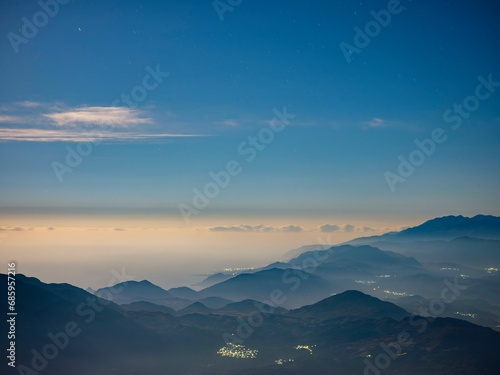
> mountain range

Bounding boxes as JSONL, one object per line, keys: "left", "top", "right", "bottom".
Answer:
{"left": 2, "top": 214, "right": 500, "bottom": 374}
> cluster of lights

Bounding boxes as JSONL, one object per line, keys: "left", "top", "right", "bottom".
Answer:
{"left": 221, "top": 267, "right": 255, "bottom": 272}
{"left": 383, "top": 290, "right": 414, "bottom": 296}
{"left": 294, "top": 345, "right": 316, "bottom": 354}
{"left": 485, "top": 267, "right": 499, "bottom": 274}
{"left": 440, "top": 267, "right": 459, "bottom": 271}
{"left": 355, "top": 280, "right": 376, "bottom": 284}
{"left": 454, "top": 311, "right": 477, "bottom": 318}
{"left": 376, "top": 274, "right": 392, "bottom": 278}
{"left": 217, "top": 344, "right": 258, "bottom": 359}
{"left": 275, "top": 358, "right": 295, "bottom": 365}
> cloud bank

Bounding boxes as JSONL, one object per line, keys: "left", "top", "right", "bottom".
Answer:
{"left": 209, "top": 224, "right": 304, "bottom": 233}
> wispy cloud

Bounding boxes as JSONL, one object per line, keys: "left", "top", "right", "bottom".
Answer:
{"left": 44, "top": 107, "right": 152, "bottom": 128}
{"left": 16, "top": 100, "right": 43, "bottom": 108}
{"left": 0, "top": 128, "right": 201, "bottom": 142}
{"left": 0, "top": 102, "right": 205, "bottom": 142}
{"left": 209, "top": 224, "right": 304, "bottom": 233}
{"left": 216, "top": 119, "right": 241, "bottom": 127}
{"left": 364, "top": 117, "right": 386, "bottom": 128}
{"left": 0, "top": 115, "right": 28, "bottom": 123}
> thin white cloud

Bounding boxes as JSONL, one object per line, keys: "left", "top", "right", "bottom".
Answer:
{"left": 0, "top": 115, "right": 28, "bottom": 123}
{"left": 16, "top": 101, "right": 43, "bottom": 108}
{"left": 0, "top": 128, "right": 202, "bottom": 142}
{"left": 44, "top": 106, "right": 152, "bottom": 128}
{"left": 366, "top": 117, "right": 386, "bottom": 128}
{"left": 217, "top": 119, "right": 241, "bottom": 127}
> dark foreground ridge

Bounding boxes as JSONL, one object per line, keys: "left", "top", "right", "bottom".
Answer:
{"left": 2, "top": 273, "right": 500, "bottom": 375}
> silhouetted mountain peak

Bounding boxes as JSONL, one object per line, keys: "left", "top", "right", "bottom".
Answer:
{"left": 167, "top": 286, "right": 200, "bottom": 300}
{"left": 94, "top": 279, "right": 173, "bottom": 305}
{"left": 108, "top": 279, "right": 157, "bottom": 289}
{"left": 290, "top": 290, "right": 409, "bottom": 321}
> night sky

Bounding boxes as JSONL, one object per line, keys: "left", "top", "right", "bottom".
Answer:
{"left": 1, "top": 0, "right": 499, "bottom": 288}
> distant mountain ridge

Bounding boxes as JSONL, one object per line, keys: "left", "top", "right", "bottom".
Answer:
{"left": 288, "top": 244, "right": 421, "bottom": 269}
{"left": 345, "top": 215, "right": 500, "bottom": 246}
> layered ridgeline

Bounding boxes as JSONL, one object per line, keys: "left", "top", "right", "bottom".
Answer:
{"left": 2, "top": 215, "right": 500, "bottom": 374}
{"left": 2, "top": 274, "right": 500, "bottom": 375}
{"left": 93, "top": 215, "right": 500, "bottom": 325}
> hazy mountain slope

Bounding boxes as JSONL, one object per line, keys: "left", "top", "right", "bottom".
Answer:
{"left": 193, "top": 272, "right": 234, "bottom": 288}
{"left": 217, "top": 299, "right": 287, "bottom": 316}
{"left": 120, "top": 301, "right": 177, "bottom": 314}
{"left": 346, "top": 215, "right": 500, "bottom": 246}
{"left": 288, "top": 244, "right": 421, "bottom": 270}
{"left": 201, "top": 268, "right": 333, "bottom": 308}
{"left": 95, "top": 280, "right": 192, "bottom": 309}
{"left": 195, "top": 296, "right": 234, "bottom": 309}
{"left": 283, "top": 244, "right": 327, "bottom": 260}
{"left": 167, "top": 286, "right": 202, "bottom": 300}
{"left": 368, "top": 236, "right": 500, "bottom": 268}
{"left": 176, "top": 301, "right": 213, "bottom": 315}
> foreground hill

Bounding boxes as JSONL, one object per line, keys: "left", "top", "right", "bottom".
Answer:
{"left": 3, "top": 273, "right": 500, "bottom": 374}
{"left": 0, "top": 274, "right": 183, "bottom": 375}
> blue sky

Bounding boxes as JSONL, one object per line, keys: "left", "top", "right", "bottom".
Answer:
{"left": 1, "top": 0, "right": 500, "bottom": 225}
